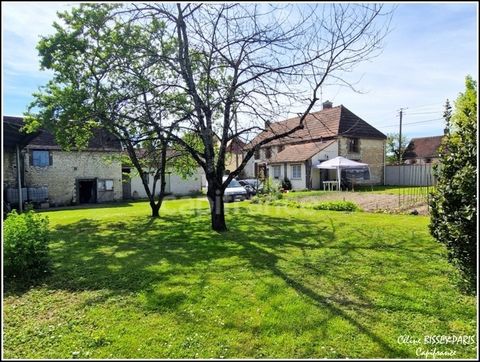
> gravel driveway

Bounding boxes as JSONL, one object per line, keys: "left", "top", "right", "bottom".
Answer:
{"left": 293, "top": 192, "right": 430, "bottom": 215}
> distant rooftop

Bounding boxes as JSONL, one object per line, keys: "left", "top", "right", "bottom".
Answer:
{"left": 3, "top": 116, "right": 122, "bottom": 151}
{"left": 246, "top": 104, "right": 386, "bottom": 149}
{"left": 403, "top": 135, "right": 444, "bottom": 160}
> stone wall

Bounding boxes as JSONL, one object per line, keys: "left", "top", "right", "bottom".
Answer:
{"left": 23, "top": 149, "right": 122, "bottom": 206}
{"left": 338, "top": 137, "right": 385, "bottom": 184}
{"left": 3, "top": 150, "right": 18, "bottom": 188}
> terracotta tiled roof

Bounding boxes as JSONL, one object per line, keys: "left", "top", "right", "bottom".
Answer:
{"left": 246, "top": 105, "right": 386, "bottom": 149}
{"left": 403, "top": 136, "right": 444, "bottom": 160}
{"left": 226, "top": 137, "right": 246, "bottom": 154}
{"left": 269, "top": 140, "right": 336, "bottom": 163}
{"left": 2, "top": 116, "right": 122, "bottom": 151}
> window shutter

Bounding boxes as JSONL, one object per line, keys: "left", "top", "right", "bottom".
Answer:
{"left": 49, "top": 151, "right": 53, "bottom": 166}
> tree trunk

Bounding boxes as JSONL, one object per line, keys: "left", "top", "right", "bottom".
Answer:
{"left": 150, "top": 201, "right": 161, "bottom": 218}
{"left": 207, "top": 182, "right": 227, "bottom": 232}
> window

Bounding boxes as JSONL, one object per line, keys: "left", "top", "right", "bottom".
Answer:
{"left": 291, "top": 164, "right": 302, "bottom": 179}
{"left": 32, "top": 150, "right": 50, "bottom": 167}
{"left": 254, "top": 149, "right": 260, "bottom": 160}
{"left": 105, "top": 180, "right": 114, "bottom": 191}
{"left": 98, "top": 179, "right": 114, "bottom": 191}
{"left": 273, "top": 165, "right": 281, "bottom": 179}
{"left": 348, "top": 138, "right": 360, "bottom": 153}
{"left": 265, "top": 147, "right": 272, "bottom": 159}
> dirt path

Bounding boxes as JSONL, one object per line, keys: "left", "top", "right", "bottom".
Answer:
{"left": 293, "top": 192, "right": 430, "bottom": 215}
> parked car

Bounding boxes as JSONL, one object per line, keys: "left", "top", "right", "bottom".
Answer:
{"left": 223, "top": 178, "right": 248, "bottom": 202}
{"left": 237, "top": 180, "right": 256, "bottom": 198}
{"left": 239, "top": 179, "right": 263, "bottom": 194}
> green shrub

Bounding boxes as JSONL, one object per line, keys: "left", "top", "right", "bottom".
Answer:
{"left": 250, "top": 195, "right": 262, "bottom": 204}
{"left": 3, "top": 210, "right": 51, "bottom": 279}
{"left": 281, "top": 177, "right": 292, "bottom": 190}
{"left": 430, "top": 77, "right": 477, "bottom": 294}
{"left": 310, "top": 201, "right": 360, "bottom": 212}
{"left": 260, "top": 178, "right": 282, "bottom": 195}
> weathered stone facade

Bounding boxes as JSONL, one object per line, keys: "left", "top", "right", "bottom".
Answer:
{"left": 23, "top": 149, "right": 122, "bottom": 206}
{"left": 245, "top": 103, "right": 387, "bottom": 187}
{"left": 3, "top": 150, "right": 18, "bottom": 187}
{"left": 337, "top": 136, "right": 385, "bottom": 184}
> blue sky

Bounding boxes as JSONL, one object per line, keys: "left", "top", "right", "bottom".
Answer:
{"left": 2, "top": 2, "right": 478, "bottom": 139}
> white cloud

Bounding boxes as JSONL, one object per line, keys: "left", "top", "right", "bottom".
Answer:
{"left": 2, "top": 2, "right": 73, "bottom": 74}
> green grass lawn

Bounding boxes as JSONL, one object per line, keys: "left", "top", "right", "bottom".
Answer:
{"left": 3, "top": 199, "right": 476, "bottom": 358}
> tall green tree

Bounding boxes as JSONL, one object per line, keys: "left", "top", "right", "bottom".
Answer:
{"left": 27, "top": 3, "right": 392, "bottom": 231}
{"left": 429, "top": 76, "right": 477, "bottom": 293}
{"left": 25, "top": 4, "right": 195, "bottom": 217}
{"left": 385, "top": 133, "right": 409, "bottom": 165}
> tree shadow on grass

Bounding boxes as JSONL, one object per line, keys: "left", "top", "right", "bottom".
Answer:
{"left": 4, "top": 206, "right": 456, "bottom": 357}
{"left": 39, "top": 201, "right": 135, "bottom": 213}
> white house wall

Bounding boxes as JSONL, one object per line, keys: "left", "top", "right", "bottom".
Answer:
{"left": 310, "top": 141, "right": 339, "bottom": 189}
{"left": 267, "top": 141, "right": 339, "bottom": 190}
{"left": 242, "top": 156, "right": 256, "bottom": 178}
{"left": 130, "top": 168, "right": 203, "bottom": 198}
{"left": 287, "top": 163, "right": 306, "bottom": 190}
{"left": 310, "top": 142, "right": 339, "bottom": 167}
{"left": 268, "top": 162, "right": 306, "bottom": 190}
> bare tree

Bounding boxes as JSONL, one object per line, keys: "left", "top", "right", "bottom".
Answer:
{"left": 29, "top": 3, "right": 392, "bottom": 230}
{"left": 122, "top": 3, "right": 392, "bottom": 231}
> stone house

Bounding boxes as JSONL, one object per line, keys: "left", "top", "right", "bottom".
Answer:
{"left": 403, "top": 135, "right": 444, "bottom": 164}
{"left": 3, "top": 116, "right": 123, "bottom": 207}
{"left": 244, "top": 101, "right": 387, "bottom": 190}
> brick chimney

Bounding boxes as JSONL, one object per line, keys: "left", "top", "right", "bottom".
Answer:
{"left": 322, "top": 100, "right": 333, "bottom": 109}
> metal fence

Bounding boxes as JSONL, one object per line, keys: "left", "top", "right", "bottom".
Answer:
{"left": 384, "top": 164, "right": 438, "bottom": 212}
{"left": 385, "top": 164, "right": 437, "bottom": 186}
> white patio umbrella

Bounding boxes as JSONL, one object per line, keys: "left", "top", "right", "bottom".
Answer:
{"left": 315, "top": 156, "right": 369, "bottom": 190}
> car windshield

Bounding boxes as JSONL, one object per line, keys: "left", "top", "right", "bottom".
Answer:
{"left": 228, "top": 179, "right": 242, "bottom": 188}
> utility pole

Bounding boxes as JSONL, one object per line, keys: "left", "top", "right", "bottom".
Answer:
{"left": 234, "top": 106, "right": 239, "bottom": 169}
{"left": 398, "top": 107, "right": 407, "bottom": 164}
{"left": 397, "top": 107, "right": 407, "bottom": 208}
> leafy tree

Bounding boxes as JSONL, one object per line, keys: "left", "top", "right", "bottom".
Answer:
{"left": 385, "top": 133, "right": 409, "bottom": 165}
{"left": 25, "top": 4, "right": 196, "bottom": 217}
{"left": 27, "top": 3, "right": 392, "bottom": 231}
{"left": 429, "top": 76, "right": 477, "bottom": 293}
